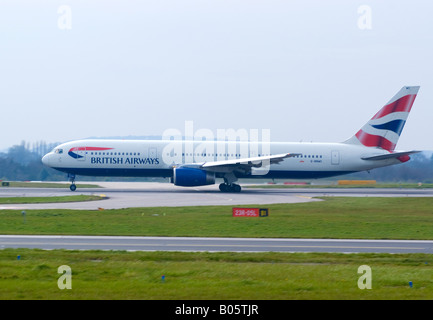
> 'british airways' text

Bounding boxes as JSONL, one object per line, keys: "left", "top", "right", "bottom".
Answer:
{"left": 90, "top": 157, "right": 160, "bottom": 165}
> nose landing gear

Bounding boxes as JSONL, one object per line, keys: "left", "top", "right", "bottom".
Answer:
{"left": 68, "top": 173, "right": 76, "bottom": 191}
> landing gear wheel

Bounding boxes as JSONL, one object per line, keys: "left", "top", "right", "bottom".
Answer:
{"left": 219, "top": 183, "right": 228, "bottom": 192}
{"left": 233, "top": 184, "right": 241, "bottom": 193}
{"left": 219, "top": 183, "right": 241, "bottom": 193}
{"left": 68, "top": 173, "right": 76, "bottom": 192}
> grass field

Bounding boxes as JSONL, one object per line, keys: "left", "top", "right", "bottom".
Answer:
{"left": 246, "top": 182, "right": 433, "bottom": 188}
{"left": 0, "top": 195, "right": 105, "bottom": 204}
{"left": 0, "top": 181, "right": 100, "bottom": 188}
{"left": 1, "top": 197, "right": 433, "bottom": 239}
{"left": 1, "top": 249, "right": 433, "bottom": 300}
{"left": 2, "top": 196, "right": 433, "bottom": 300}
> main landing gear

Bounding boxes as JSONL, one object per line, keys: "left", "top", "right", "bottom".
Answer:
{"left": 219, "top": 172, "right": 242, "bottom": 192}
{"left": 219, "top": 183, "right": 241, "bottom": 193}
{"left": 68, "top": 173, "right": 76, "bottom": 191}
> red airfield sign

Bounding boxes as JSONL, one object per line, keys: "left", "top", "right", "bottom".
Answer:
{"left": 232, "top": 208, "right": 269, "bottom": 217}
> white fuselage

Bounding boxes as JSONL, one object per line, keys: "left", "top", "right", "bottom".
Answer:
{"left": 42, "top": 139, "right": 399, "bottom": 180}
{"left": 41, "top": 86, "right": 419, "bottom": 191}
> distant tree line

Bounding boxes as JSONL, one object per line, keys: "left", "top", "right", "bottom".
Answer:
{"left": 0, "top": 140, "right": 433, "bottom": 183}
{"left": 0, "top": 141, "right": 65, "bottom": 181}
{"left": 346, "top": 152, "right": 433, "bottom": 183}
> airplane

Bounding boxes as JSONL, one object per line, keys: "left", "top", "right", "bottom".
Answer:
{"left": 42, "top": 86, "right": 420, "bottom": 192}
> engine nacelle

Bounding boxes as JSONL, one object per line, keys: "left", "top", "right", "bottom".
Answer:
{"left": 173, "top": 167, "right": 215, "bottom": 187}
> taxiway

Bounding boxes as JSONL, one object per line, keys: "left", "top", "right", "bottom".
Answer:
{"left": 1, "top": 182, "right": 433, "bottom": 210}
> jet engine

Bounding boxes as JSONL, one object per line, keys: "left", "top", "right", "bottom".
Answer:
{"left": 173, "top": 167, "right": 215, "bottom": 187}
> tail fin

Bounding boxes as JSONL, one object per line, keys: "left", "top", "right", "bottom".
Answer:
{"left": 344, "top": 86, "right": 420, "bottom": 152}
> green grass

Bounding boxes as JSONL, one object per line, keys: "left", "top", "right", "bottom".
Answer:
{"left": 2, "top": 197, "right": 433, "bottom": 300}
{"left": 1, "top": 249, "right": 433, "bottom": 300}
{"left": 1, "top": 197, "right": 433, "bottom": 239}
{"left": 246, "top": 182, "right": 433, "bottom": 188}
{"left": 0, "top": 195, "right": 105, "bottom": 204}
{"left": 0, "top": 181, "right": 100, "bottom": 188}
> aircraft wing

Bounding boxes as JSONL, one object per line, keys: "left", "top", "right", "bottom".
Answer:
{"left": 196, "top": 153, "right": 300, "bottom": 173}
{"left": 361, "top": 150, "right": 420, "bottom": 161}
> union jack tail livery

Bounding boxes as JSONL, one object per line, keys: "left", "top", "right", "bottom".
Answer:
{"left": 344, "top": 86, "right": 420, "bottom": 152}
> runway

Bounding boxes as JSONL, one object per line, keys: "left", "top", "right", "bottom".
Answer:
{"left": 1, "top": 182, "right": 433, "bottom": 254}
{"left": 2, "top": 235, "right": 433, "bottom": 254}
{"left": 1, "top": 182, "right": 433, "bottom": 210}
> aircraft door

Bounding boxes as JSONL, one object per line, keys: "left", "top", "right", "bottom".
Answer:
{"left": 148, "top": 147, "right": 157, "bottom": 159}
{"left": 331, "top": 150, "right": 340, "bottom": 165}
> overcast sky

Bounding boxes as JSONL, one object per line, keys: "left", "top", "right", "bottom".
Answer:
{"left": 1, "top": 0, "right": 432, "bottom": 152}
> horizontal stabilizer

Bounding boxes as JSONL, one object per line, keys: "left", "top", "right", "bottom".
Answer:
{"left": 361, "top": 150, "right": 420, "bottom": 161}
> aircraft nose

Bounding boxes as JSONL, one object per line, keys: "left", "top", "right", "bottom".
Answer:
{"left": 42, "top": 154, "right": 51, "bottom": 166}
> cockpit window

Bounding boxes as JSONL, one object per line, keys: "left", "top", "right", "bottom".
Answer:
{"left": 55, "top": 149, "right": 63, "bottom": 154}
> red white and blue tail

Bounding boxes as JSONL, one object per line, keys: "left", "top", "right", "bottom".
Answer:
{"left": 344, "top": 86, "right": 420, "bottom": 152}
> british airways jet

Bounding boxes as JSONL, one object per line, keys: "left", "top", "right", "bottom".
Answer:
{"left": 42, "top": 86, "right": 420, "bottom": 192}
